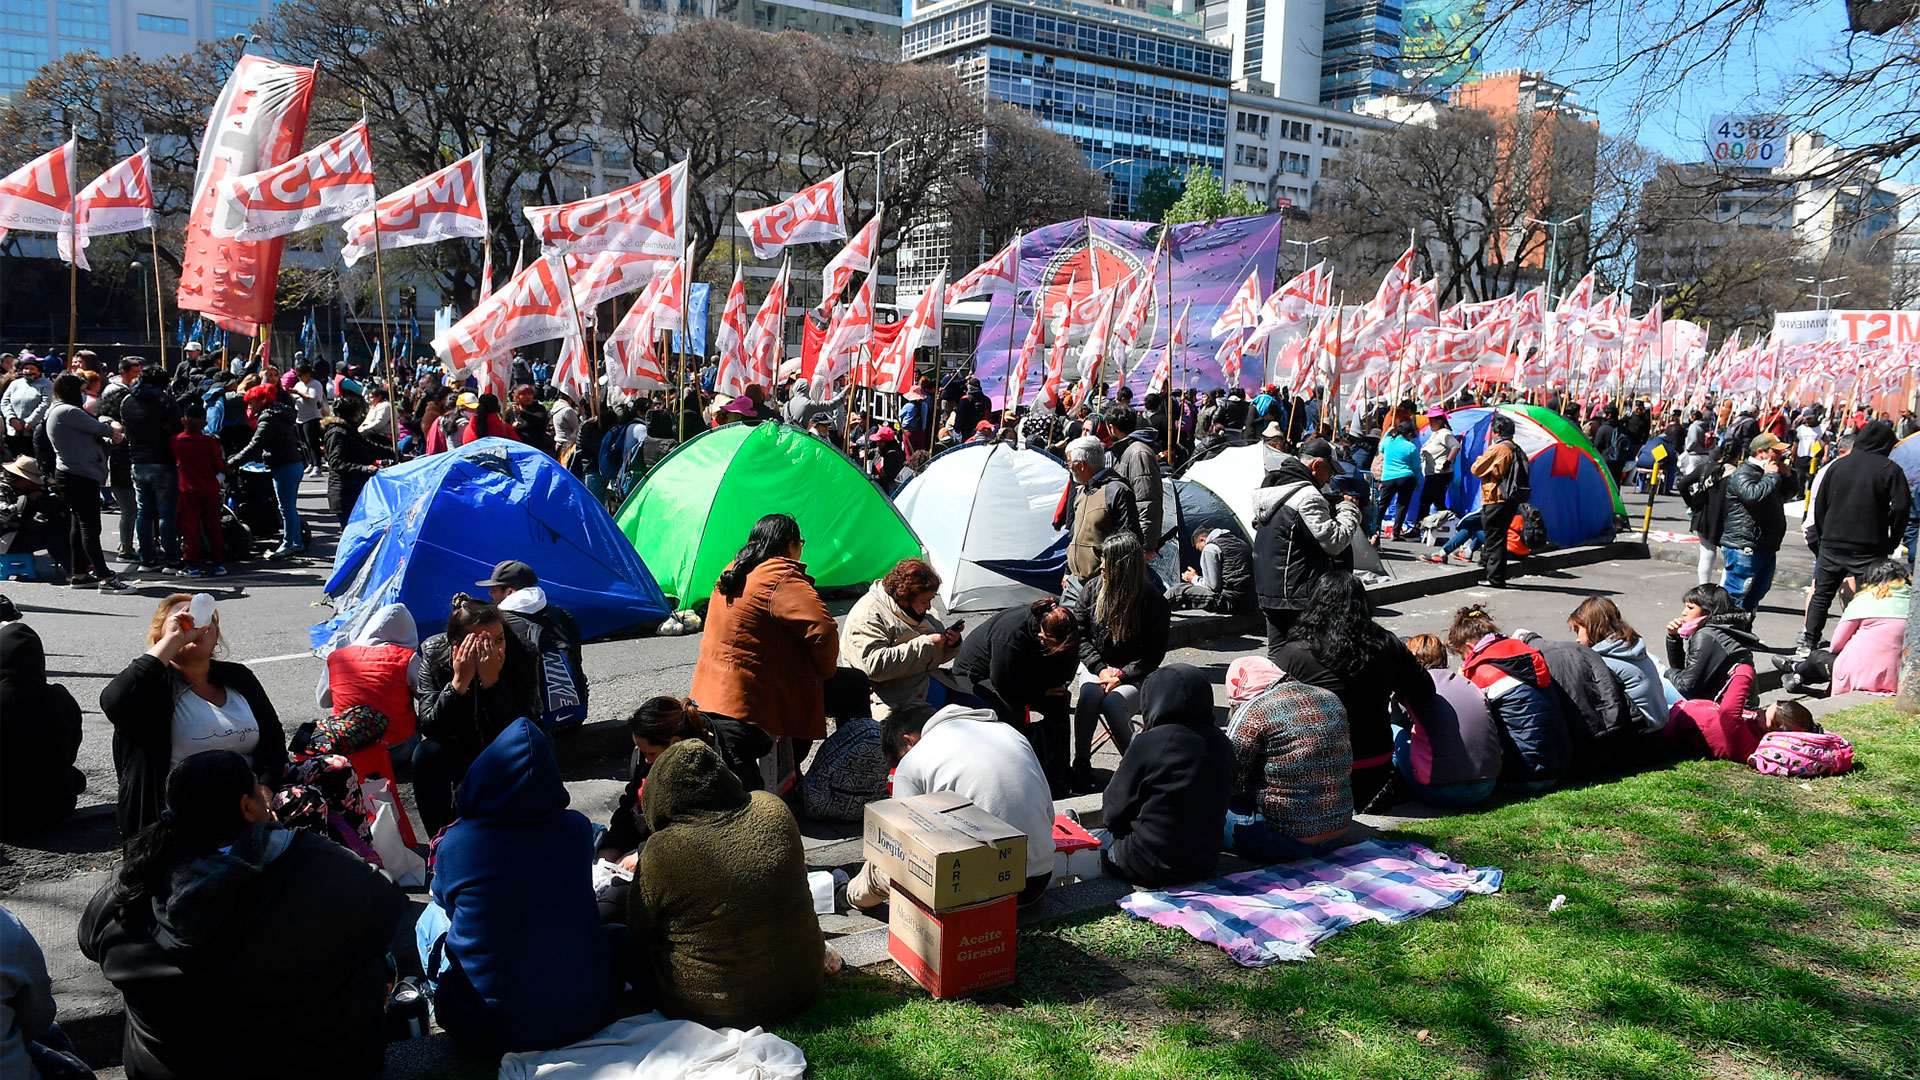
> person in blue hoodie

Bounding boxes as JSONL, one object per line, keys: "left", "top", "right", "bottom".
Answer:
{"left": 420, "top": 718, "right": 617, "bottom": 1055}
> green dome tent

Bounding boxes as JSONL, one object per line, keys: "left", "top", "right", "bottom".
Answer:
{"left": 616, "top": 422, "right": 925, "bottom": 607}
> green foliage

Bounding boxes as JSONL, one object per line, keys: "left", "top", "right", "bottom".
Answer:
{"left": 1162, "top": 164, "right": 1266, "bottom": 226}
{"left": 1133, "top": 166, "right": 1184, "bottom": 223}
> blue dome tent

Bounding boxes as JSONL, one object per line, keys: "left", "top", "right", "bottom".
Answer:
{"left": 311, "top": 438, "right": 670, "bottom": 648}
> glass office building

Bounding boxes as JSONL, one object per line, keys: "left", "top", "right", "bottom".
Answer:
{"left": 1320, "top": 0, "right": 1401, "bottom": 109}
{"left": 3, "top": 0, "right": 281, "bottom": 98}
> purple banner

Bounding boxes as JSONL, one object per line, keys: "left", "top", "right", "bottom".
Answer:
{"left": 971, "top": 214, "right": 1285, "bottom": 408}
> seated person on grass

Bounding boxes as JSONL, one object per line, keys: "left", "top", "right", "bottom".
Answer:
{"left": 1663, "top": 583, "right": 1761, "bottom": 706}
{"left": 848, "top": 703, "right": 1057, "bottom": 909}
{"left": 1219, "top": 656, "right": 1356, "bottom": 863}
{"left": 1666, "top": 664, "right": 1819, "bottom": 762}
{"left": 1099, "top": 664, "right": 1236, "bottom": 887}
{"left": 1779, "top": 559, "right": 1911, "bottom": 697}
{"left": 1393, "top": 634, "right": 1503, "bottom": 809}
{"left": 1447, "top": 606, "right": 1571, "bottom": 795}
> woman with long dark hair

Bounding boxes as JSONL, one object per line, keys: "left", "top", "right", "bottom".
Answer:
{"left": 690, "top": 513, "right": 840, "bottom": 792}
{"left": 595, "top": 696, "right": 772, "bottom": 887}
{"left": 1065, "top": 530, "right": 1170, "bottom": 793}
{"left": 459, "top": 392, "right": 518, "bottom": 444}
{"left": 78, "top": 750, "right": 402, "bottom": 1079}
{"left": 1271, "top": 573, "right": 1434, "bottom": 809}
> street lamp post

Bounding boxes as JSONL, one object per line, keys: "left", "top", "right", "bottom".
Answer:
{"left": 1285, "top": 235, "right": 1330, "bottom": 274}
{"left": 1094, "top": 157, "right": 1135, "bottom": 217}
{"left": 1794, "top": 275, "right": 1849, "bottom": 310}
{"left": 1526, "top": 212, "right": 1587, "bottom": 307}
{"left": 131, "top": 258, "right": 152, "bottom": 345}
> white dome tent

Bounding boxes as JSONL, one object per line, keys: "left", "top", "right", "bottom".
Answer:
{"left": 892, "top": 442, "right": 1074, "bottom": 615}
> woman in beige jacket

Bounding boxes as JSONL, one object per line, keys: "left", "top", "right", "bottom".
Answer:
{"left": 839, "top": 558, "right": 961, "bottom": 719}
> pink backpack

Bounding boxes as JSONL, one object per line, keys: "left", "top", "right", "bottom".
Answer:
{"left": 1747, "top": 731, "right": 1854, "bottom": 778}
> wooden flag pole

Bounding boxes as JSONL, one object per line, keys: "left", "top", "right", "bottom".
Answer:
{"left": 367, "top": 210, "right": 402, "bottom": 449}
{"left": 66, "top": 211, "right": 79, "bottom": 363}
{"left": 150, "top": 228, "right": 168, "bottom": 371}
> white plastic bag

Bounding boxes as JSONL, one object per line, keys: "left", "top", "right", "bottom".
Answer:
{"left": 363, "top": 780, "right": 427, "bottom": 886}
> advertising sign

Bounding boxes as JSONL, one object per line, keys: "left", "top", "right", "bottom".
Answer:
{"left": 1705, "top": 114, "right": 1788, "bottom": 169}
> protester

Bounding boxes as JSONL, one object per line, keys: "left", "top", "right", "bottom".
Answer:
{"left": 101, "top": 595, "right": 286, "bottom": 838}
{"left": 628, "top": 738, "right": 827, "bottom": 1028}
{"left": 481, "top": 560, "right": 588, "bottom": 729}
{"left": 949, "top": 598, "right": 1081, "bottom": 793}
{"left": 690, "top": 513, "right": 840, "bottom": 792}
{"left": 1250, "top": 437, "right": 1361, "bottom": 647}
{"left": 410, "top": 593, "right": 541, "bottom": 836}
{"left": 1720, "top": 431, "right": 1791, "bottom": 611}
{"left": 1, "top": 356, "right": 50, "bottom": 458}
{"left": 1667, "top": 664, "right": 1817, "bottom": 762}
{"left": 228, "top": 383, "right": 306, "bottom": 558}
{"left": 1678, "top": 437, "right": 1737, "bottom": 585}
{"left": 1059, "top": 435, "right": 1140, "bottom": 581}
{"left": 0, "top": 622, "right": 85, "bottom": 837}
{"left": 1375, "top": 419, "right": 1424, "bottom": 540}
{"left": 78, "top": 749, "right": 402, "bottom": 1080}
{"left": 849, "top": 703, "right": 1056, "bottom": 908}
{"left": 1664, "top": 582, "right": 1760, "bottom": 705}
{"left": 457, "top": 392, "right": 515, "bottom": 445}
{"left": 1511, "top": 625, "right": 1639, "bottom": 772}
{"left": 1220, "top": 655, "right": 1355, "bottom": 860}
{"left": 422, "top": 719, "right": 616, "bottom": 1054}
{"left": 0, "top": 456, "right": 71, "bottom": 571}
{"left": 1270, "top": 574, "right": 1433, "bottom": 809}
{"left": 321, "top": 396, "right": 393, "bottom": 528}
{"left": 1563, "top": 596, "right": 1669, "bottom": 731}
{"left": 169, "top": 404, "right": 227, "bottom": 577}
{"left": 508, "top": 384, "right": 556, "bottom": 456}
{"left": 1394, "top": 635, "right": 1502, "bottom": 807}
{"left": 46, "top": 373, "right": 131, "bottom": 590}
{"left": 1165, "top": 525, "right": 1253, "bottom": 614}
{"left": 118, "top": 366, "right": 184, "bottom": 572}
{"left": 1417, "top": 411, "right": 1460, "bottom": 522}
{"left": 1780, "top": 559, "right": 1911, "bottom": 697}
{"left": 1106, "top": 405, "right": 1164, "bottom": 549}
{"left": 359, "top": 384, "right": 394, "bottom": 440}
{"left": 1066, "top": 530, "right": 1170, "bottom": 792}
{"left": 840, "top": 557, "right": 961, "bottom": 721}
{"left": 321, "top": 601, "right": 419, "bottom": 754}
{"left": 1799, "top": 419, "right": 1912, "bottom": 654}
{"left": 1468, "top": 413, "right": 1528, "bottom": 588}
{"left": 1449, "top": 605, "right": 1570, "bottom": 792}
{"left": 287, "top": 361, "right": 328, "bottom": 472}
{"left": 1099, "top": 665, "right": 1234, "bottom": 886}
{"left": 2, "top": 903, "right": 95, "bottom": 1079}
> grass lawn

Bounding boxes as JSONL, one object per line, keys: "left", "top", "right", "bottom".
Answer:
{"left": 780, "top": 700, "right": 1920, "bottom": 1080}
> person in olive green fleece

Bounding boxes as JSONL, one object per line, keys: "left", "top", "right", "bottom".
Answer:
{"left": 627, "top": 738, "right": 825, "bottom": 1029}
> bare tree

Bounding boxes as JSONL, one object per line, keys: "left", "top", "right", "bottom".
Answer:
{"left": 945, "top": 102, "right": 1105, "bottom": 267}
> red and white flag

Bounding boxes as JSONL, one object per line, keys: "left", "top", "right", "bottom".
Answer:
{"left": 946, "top": 233, "right": 1020, "bottom": 305}
{"left": 872, "top": 270, "right": 944, "bottom": 395}
{"left": 566, "top": 249, "right": 669, "bottom": 311}
{"left": 813, "top": 272, "right": 874, "bottom": 396}
{"left": 1042, "top": 271, "right": 1082, "bottom": 402}
{"left": 213, "top": 120, "right": 377, "bottom": 241}
{"left": 712, "top": 265, "right": 752, "bottom": 396}
{"left": 823, "top": 212, "right": 880, "bottom": 303}
{"left": 0, "top": 137, "right": 77, "bottom": 236}
{"left": 1147, "top": 301, "right": 1191, "bottom": 395}
{"left": 1247, "top": 260, "right": 1328, "bottom": 349}
{"left": 1511, "top": 285, "right": 1547, "bottom": 340}
{"left": 552, "top": 333, "right": 593, "bottom": 402}
{"left": 744, "top": 258, "right": 791, "bottom": 389}
{"left": 1210, "top": 269, "right": 1263, "bottom": 337}
{"left": 340, "top": 147, "right": 487, "bottom": 267}
{"left": 1077, "top": 273, "right": 1134, "bottom": 382}
{"left": 432, "top": 251, "right": 581, "bottom": 398}
{"left": 1558, "top": 271, "right": 1595, "bottom": 313}
{"left": 1113, "top": 233, "right": 1164, "bottom": 358}
{"left": 738, "top": 170, "right": 846, "bottom": 259}
{"left": 1216, "top": 328, "right": 1248, "bottom": 389}
{"left": 1007, "top": 299, "right": 1048, "bottom": 404}
{"left": 603, "top": 261, "right": 686, "bottom": 394}
{"left": 524, "top": 159, "right": 687, "bottom": 258}
{"left": 60, "top": 146, "right": 156, "bottom": 270}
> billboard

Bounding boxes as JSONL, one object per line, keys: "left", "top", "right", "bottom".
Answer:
{"left": 1704, "top": 114, "right": 1788, "bottom": 169}
{"left": 1772, "top": 309, "right": 1920, "bottom": 347}
{"left": 1402, "top": 0, "right": 1487, "bottom": 93}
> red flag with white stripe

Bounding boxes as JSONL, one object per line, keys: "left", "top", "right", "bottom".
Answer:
{"left": 432, "top": 251, "right": 581, "bottom": 398}
{"left": 566, "top": 249, "right": 669, "bottom": 311}
{"left": 213, "top": 120, "right": 378, "bottom": 241}
{"left": 738, "top": 170, "right": 847, "bottom": 259}
{"left": 1210, "top": 269, "right": 1262, "bottom": 337}
{"left": 340, "top": 147, "right": 487, "bottom": 267}
{"left": 873, "top": 271, "right": 943, "bottom": 395}
{"left": 603, "top": 261, "right": 686, "bottom": 394}
{"left": 1247, "top": 259, "right": 1326, "bottom": 349}
{"left": 823, "top": 212, "right": 880, "bottom": 303}
{"left": 1007, "top": 298, "right": 1047, "bottom": 405}
{"left": 744, "top": 259, "right": 790, "bottom": 389}
{"left": 814, "top": 273, "right": 874, "bottom": 396}
{"left": 946, "top": 233, "right": 1021, "bottom": 305}
{"left": 713, "top": 265, "right": 752, "bottom": 396}
{"left": 0, "top": 137, "right": 77, "bottom": 240}
{"left": 524, "top": 160, "right": 687, "bottom": 257}
{"left": 60, "top": 146, "right": 156, "bottom": 270}
{"left": 1147, "top": 301, "right": 1190, "bottom": 395}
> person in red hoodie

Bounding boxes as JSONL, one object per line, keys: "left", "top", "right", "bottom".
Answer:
{"left": 173, "top": 403, "right": 227, "bottom": 577}
{"left": 459, "top": 392, "right": 518, "bottom": 445}
{"left": 1665, "top": 664, "right": 1817, "bottom": 762}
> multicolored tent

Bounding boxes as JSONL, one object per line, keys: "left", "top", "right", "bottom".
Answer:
{"left": 617, "top": 422, "right": 923, "bottom": 607}
{"left": 313, "top": 438, "right": 670, "bottom": 648}
{"left": 1446, "top": 404, "right": 1626, "bottom": 547}
{"left": 1893, "top": 431, "right": 1920, "bottom": 490}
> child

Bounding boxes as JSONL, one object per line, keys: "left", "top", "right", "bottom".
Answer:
{"left": 173, "top": 403, "right": 226, "bottom": 577}
{"left": 1666, "top": 663, "right": 1817, "bottom": 762}
{"left": 1447, "top": 606, "right": 1570, "bottom": 793}
{"left": 1394, "top": 634, "right": 1502, "bottom": 808}
{"left": 1779, "top": 559, "right": 1910, "bottom": 697}
{"left": 1663, "top": 583, "right": 1760, "bottom": 705}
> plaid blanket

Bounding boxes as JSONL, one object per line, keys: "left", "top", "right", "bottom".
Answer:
{"left": 1115, "top": 839, "right": 1503, "bottom": 966}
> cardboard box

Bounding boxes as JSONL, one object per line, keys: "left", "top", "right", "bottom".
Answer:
{"left": 888, "top": 888, "right": 1018, "bottom": 998}
{"left": 863, "top": 791, "right": 1028, "bottom": 911}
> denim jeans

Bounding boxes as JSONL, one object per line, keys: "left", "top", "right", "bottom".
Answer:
{"left": 1721, "top": 546, "right": 1776, "bottom": 612}
{"left": 271, "top": 461, "right": 305, "bottom": 549}
{"left": 131, "top": 463, "right": 179, "bottom": 564}
{"left": 1221, "top": 809, "right": 1345, "bottom": 864}
{"left": 1392, "top": 728, "right": 1496, "bottom": 809}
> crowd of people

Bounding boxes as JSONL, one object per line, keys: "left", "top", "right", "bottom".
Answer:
{"left": 0, "top": 333, "right": 1912, "bottom": 1079}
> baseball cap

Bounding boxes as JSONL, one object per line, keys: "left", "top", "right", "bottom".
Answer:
{"left": 457, "top": 391, "right": 481, "bottom": 410}
{"left": 476, "top": 559, "right": 537, "bottom": 590}
{"left": 974, "top": 420, "right": 995, "bottom": 433}
{"left": 1297, "top": 437, "right": 1334, "bottom": 461}
{"left": 1749, "top": 432, "right": 1788, "bottom": 455}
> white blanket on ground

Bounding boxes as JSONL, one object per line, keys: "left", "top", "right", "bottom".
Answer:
{"left": 496, "top": 1012, "right": 807, "bottom": 1080}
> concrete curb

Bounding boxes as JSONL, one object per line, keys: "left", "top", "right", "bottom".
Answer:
{"left": 1645, "top": 539, "right": 1818, "bottom": 590}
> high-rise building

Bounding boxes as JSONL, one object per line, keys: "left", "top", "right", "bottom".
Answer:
{"left": 1319, "top": 0, "right": 1401, "bottom": 109}
{"left": 1202, "top": 0, "right": 1322, "bottom": 105}
{"left": 2, "top": 0, "right": 283, "bottom": 97}
{"left": 709, "top": 0, "right": 904, "bottom": 50}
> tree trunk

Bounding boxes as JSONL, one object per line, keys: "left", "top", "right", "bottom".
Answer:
{"left": 1898, "top": 574, "right": 1920, "bottom": 712}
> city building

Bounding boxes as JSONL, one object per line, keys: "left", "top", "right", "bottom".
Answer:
{"left": 2, "top": 0, "right": 286, "bottom": 97}
{"left": 709, "top": 0, "right": 904, "bottom": 51}
{"left": 1201, "top": 0, "right": 1322, "bottom": 105}
{"left": 1319, "top": 0, "right": 1402, "bottom": 109}
{"left": 1449, "top": 69, "right": 1598, "bottom": 272}
{"left": 1224, "top": 79, "right": 1387, "bottom": 212}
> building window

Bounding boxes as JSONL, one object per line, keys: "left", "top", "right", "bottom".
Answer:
{"left": 138, "top": 13, "right": 188, "bottom": 33}
{"left": 212, "top": 4, "right": 261, "bottom": 39}
{"left": 56, "top": 0, "right": 108, "bottom": 42}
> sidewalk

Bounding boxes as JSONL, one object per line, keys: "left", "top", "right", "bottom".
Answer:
{"left": 1635, "top": 485, "right": 1820, "bottom": 590}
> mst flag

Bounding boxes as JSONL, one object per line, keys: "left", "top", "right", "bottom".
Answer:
{"left": 524, "top": 159, "right": 687, "bottom": 257}
{"left": 738, "top": 170, "right": 847, "bottom": 259}
{"left": 603, "top": 261, "right": 686, "bottom": 394}
{"left": 213, "top": 120, "right": 377, "bottom": 241}
{"left": 340, "top": 147, "right": 487, "bottom": 267}
{"left": 823, "top": 212, "right": 881, "bottom": 303}
{"left": 0, "top": 137, "right": 77, "bottom": 235}
{"left": 713, "top": 265, "right": 751, "bottom": 396}
{"left": 813, "top": 272, "right": 874, "bottom": 395}
{"left": 873, "top": 270, "right": 944, "bottom": 395}
{"left": 744, "top": 258, "right": 791, "bottom": 389}
{"left": 432, "top": 252, "right": 580, "bottom": 397}
{"left": 60, "top": 146, "right": 156, "bottom": 269}
{"left": 946, "top": 233, "right": 1020, "bottom": 305}
{"left": 567, "top": 249, "right": 669, "bottom": 311}
{"left": 1210, "top": 269, "right": 1263, "bottom": 337}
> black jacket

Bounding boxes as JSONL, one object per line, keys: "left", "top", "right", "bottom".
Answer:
{"left": 1252, "top": 456, "right": 1355, "bottom": 612}
{"left": 412, "top": 617, "right": 543, "bottom": 750}
{"left": 227, "top": 402, "right": 303, "bottom": 470}
{"left": 1516, "top": 631, "right": 1637, "bottom": 759}
{"left": 1068, "top": 571, "right": 1170, "bottom": 685}
{"left": 0, "top": 622, "right": 84, "bottom": 836}
{"left": 100, "top": 656, "right": 286, "bottom": 839}
{"left": 1201, "top": 529, "right": 1254, "bottom": 613}
{"left": 951, "top": 604, "right": 1079, "bottom": 724}
{"left": 118, "top": 382, "right": 184, "bottom": 467}
{"left": 601, "top": 715, "right": 772, "bottom": 855}
{"left": 78, "top": 823, "right": 403, "bottom": 1080}
{"left": 1270, "top": 630, "right": 1434, "bottom": 766}
{"left": 320, "top": 418, "right": 392, "bottom": 516}
{"left": 507, "top": 601, "right": 588, "bottom": 713}
{"left": 1678, "top": 460, "right": 1730, "bottom": 544}
{"left": 1101, "top": 666, "right": 1235, "bottom": 887}
{"left": 1721, "top": 460, "right": 1787, "bottom": 552}
{"left": 1811, "top": 420, "right": 1912, "bottom": 560}
{"left": 1665, "top": 612, "right": 1761, "bottom": 705}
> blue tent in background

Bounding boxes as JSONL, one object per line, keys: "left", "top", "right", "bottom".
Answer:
{"left": 1442, "top": 405, "right": 1625, "bottom": 549}
{"left": 311, "top": 439, "right": 670, "bottom": 648}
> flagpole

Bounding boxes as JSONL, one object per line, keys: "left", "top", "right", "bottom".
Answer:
{"left": 148, "top": 226, "right": 168, "bottom": 371}
{"left": 1004, "top": 233, "right": 1019, "bottom": 419}
{"left": 555, "top": 255, "right": 595, "bottom": 420}
{"left": 363, "top": 206, "right": 403, "bottom": 448}
{"left": 1329, "top": 290, "right": 1346, "bottom": 432}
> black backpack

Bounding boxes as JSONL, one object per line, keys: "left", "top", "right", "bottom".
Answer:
{"left": 1497, "top": 439, "right": 1531, "bottom": 502}
{"left": 1516, "top": 503, "right": 1549, "bottom": 553}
